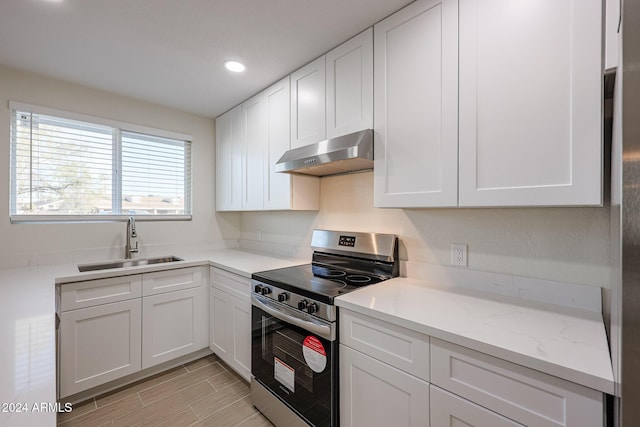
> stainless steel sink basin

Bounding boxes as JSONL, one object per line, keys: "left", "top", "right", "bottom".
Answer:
{"left": 78, "top": 256, "right": 183, "bottom": 272}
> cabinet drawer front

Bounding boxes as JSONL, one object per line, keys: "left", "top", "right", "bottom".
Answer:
{"left": 210, "top": 267, "right": 250, "bottom": 300}
{"left": 430, "top": 385, "right": 524, "bottom": 427}
{"left": 61, "top": 275, "right": 142, "bottom": 311}
{"left": 143, "top": 267, "right": 202, "bottom": 296}
{"left": 340, "top": 309, "right": 429, "bottom": 380}
{"left": 430, "top": 338, "right": 603, "bottom": 427}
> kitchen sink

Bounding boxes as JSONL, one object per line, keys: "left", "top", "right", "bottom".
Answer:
{"left": 77, "top": 256, "right": 183, "bottom": 272}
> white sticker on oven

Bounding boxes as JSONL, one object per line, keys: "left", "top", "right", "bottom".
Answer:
{"left": 303, "top": 335, "right": 327, "bottom": 373}
{"left": 274, "top": 357, "right": 295, "bottom": 393}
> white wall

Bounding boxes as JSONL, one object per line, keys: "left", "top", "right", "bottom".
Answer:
{"left": 240, "top": 171, "right": 611, "bottom": 287}
{"left": 0, "top": 65, "right": 239, "bottom": 267}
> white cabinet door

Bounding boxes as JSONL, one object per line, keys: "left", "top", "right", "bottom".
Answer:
{"left": 59, "top": 299, "right": 141, "bottom": 398}
{"left": 340, "top": 344, "right": 429, "bottom": 427}
{"left": 291, "top": 56, "right": 326, "bottom": 148}
{"left": 215, "top": 105, "right": 243, "bottom": 211}
{"left": 264, "top": 76, "right": 320, "bottom": 211}
{"left": 142, "top": 287, "right": 203, "bottom": 369}
{"left": 458, "top": 0, "right": 602, "bottom": 207}
{"left": 210, "top": 286, "right": 230, "bottom": 360}
{"left": 210, "top": 286, "right": 251, "bottom": 381}
{"left": 374, "top": 0, "right": 459, "bottom": 208}
{"left": 242, "top": 93, "right": 266, "bottom": 211}
{"left": 228, "top": 291, "right": 251, "bottom": 381}
{"left": 264, "top": 76, "right": 294, "bottom": 210}
{"left": 430, "top": 385, "right": 524, "bottom": 427}
{"left": 326, "top": 28, "right": 373, "bottom": 139}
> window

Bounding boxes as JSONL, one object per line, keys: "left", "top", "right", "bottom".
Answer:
{"left": 10, "top": 103, "right": 192, "bottom": 221}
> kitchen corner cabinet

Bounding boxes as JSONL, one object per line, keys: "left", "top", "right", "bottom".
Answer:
{"left": 215, "top": 105, "right": 243, "bottom": 211}
{"left": 215, "top": 77, "right": 319, "bottom": 212}
{"left": 58, "top": 267, "right": 207, "bottom": 398}
{"left": 209, "top": 267, "right": 251, "bottom": 381}
{"left": 458, "top": 0, "right": 602, "bottom": 207}
{"left": 326, "top": 28, "right": 373, "bottom": 139}
{"left": 290, "top": 56, "right": 326, "bottom": 148}
{"left": 374, "top": 0, "right": 603, "bottom": 208}
{"left": 339, "top": 309, "right": 604, "bottom": 427}
{"left": 373, "top": 0, "right": 459, "bottom": 208}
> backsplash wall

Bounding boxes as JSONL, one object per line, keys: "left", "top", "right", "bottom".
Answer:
{"left": 240, "top": 171, "right": 610, "bottom": 288}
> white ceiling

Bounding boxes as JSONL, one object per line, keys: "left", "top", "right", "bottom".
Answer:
{"left": 0, "top": 0, "right": 414, "bottom": 118}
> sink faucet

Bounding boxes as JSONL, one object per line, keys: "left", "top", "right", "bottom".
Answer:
{"left": 125, "top": 216, "right": 138, "bottom": 259}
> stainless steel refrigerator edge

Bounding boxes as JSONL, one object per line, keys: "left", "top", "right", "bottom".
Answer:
{"left": 611, "top": 0, "right": 640, "bottom": 425}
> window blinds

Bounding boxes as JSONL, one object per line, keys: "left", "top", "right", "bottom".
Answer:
{"left": 10, "top": 107, "right": 192, "bottom": 220}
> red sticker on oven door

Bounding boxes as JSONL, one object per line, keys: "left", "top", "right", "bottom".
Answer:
{"left": 302, "top": 336, "right": 327, "bottom": 373}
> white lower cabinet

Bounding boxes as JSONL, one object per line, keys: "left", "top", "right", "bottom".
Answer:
{"left": 59, "top": 299, "right": 142, "bottom": 398}
{"left": 339, "top": 344, "right": 430, "bottom": 427}
{"left": 430, "top": 386, "right": 523, "bottom": 427}
{"left": 58, "top": 266, "right": 207, "bottom": 398}
{"left": 339, "top": 309, "right": 605, "bottom": 427}
{"left": 142, "top": 287, "right": 203, "bottom": 369}
{"left": 209, "top": 267, "right": 251, "bottom": 381}
{"left": 430, "top": 338, "right": 604, "bottom": 427}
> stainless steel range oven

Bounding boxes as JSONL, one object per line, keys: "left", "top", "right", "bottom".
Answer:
{"left": 250, "top": 229, "right": 399, "bottom": 427}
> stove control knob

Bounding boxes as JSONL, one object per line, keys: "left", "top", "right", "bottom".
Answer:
{"left": 306, "top": 303, "right": 318, "bottom": 314}
{"left": 278, "top": 292, "right": 289, "bottom": 302}
{"left": 254, "top": 284, "right": 264, "bottom": 294}
{"left": 298, "top": 299, "right": 308, "bottom": 310}
{"left": 260, "top": 286, "right": 272, "bottom": 296}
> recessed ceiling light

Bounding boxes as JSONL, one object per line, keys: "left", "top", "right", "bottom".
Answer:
{"left": 224, "top": 60, "right": 245, "bottom": 73}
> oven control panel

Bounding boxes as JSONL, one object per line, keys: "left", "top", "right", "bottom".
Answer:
{"left": 338, "top": 235, "right": 356, "bottom": 247}
{"left": 251, "top": 280, "right": 336, "bottom": 322}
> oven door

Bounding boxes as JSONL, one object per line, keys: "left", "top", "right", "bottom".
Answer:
{"left": 251, "top": 293, "right": 337, "bottom": 427}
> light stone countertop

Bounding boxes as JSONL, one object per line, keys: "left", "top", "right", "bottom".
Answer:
{"left": 335, "top": 277, "right": 615, "bottom": 395}
{"left": 0, "top": 250, "right": 614, "bottom": 426}
{"left": 0, "top": 249, "right": 307, "bottom": 427}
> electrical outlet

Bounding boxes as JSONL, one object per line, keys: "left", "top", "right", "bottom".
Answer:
{"left": 257, "top": 230, "right": 262, "bottom": 241}
{"left": 451, "top": 243, "right": 467, "bottom": 267}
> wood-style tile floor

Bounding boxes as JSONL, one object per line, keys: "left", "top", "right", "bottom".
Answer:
{"left": 57, "top": 354, "right": 273, "bottom": 427}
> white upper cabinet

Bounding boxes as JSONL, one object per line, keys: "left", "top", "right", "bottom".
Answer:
{"left": 264, "top": 77, "right": 292, "bottom": 209}
{"left": 326, "top": 28, "right": 374, "bottom": 139}
{"left": 291, "top": 56, "right": 326, "bottom": 148}
{"left": 458, "top": 0, "right": 603, "bottom": 207}
{"left": 242, "top": 93, "right": 267, "bottom": 211}
{"left": 374, "top": 0, "right": 459, "bottom": 208}
{"left": 215, "top": 77, "right": 320, "bottom": 212}
{"left": 215, "top": 105, "right": 243, "bottom": 211}
{"left": 264, "top": 76, "right": 320, "bottom": 211}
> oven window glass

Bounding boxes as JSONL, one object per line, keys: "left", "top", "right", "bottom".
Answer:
{"left": 252, "top": 305, "right": 336, "bottom": 427}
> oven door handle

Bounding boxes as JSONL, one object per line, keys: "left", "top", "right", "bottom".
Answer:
{"left": 252, "top": 294, "right": 336, "bottom": 341}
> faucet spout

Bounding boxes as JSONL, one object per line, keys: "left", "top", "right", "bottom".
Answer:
{"left": 125, "top": 216, "right": 139, "bottom": 259}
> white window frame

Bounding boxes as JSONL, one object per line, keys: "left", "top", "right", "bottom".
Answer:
{"left": 9, "top": 101, "right": 193, "bottom": 223}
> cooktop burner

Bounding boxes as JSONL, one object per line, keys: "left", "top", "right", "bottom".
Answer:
{"left": 252, "top": 263, "right": 385, "bottom": 304}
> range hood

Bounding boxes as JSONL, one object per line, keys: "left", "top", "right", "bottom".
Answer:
{"left": 275, "top": 129, "right": 373, "bottom": 177}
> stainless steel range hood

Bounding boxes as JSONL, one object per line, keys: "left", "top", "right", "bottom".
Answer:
{"left": 275, "top": 129, "right": 373, "bottom": 177}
